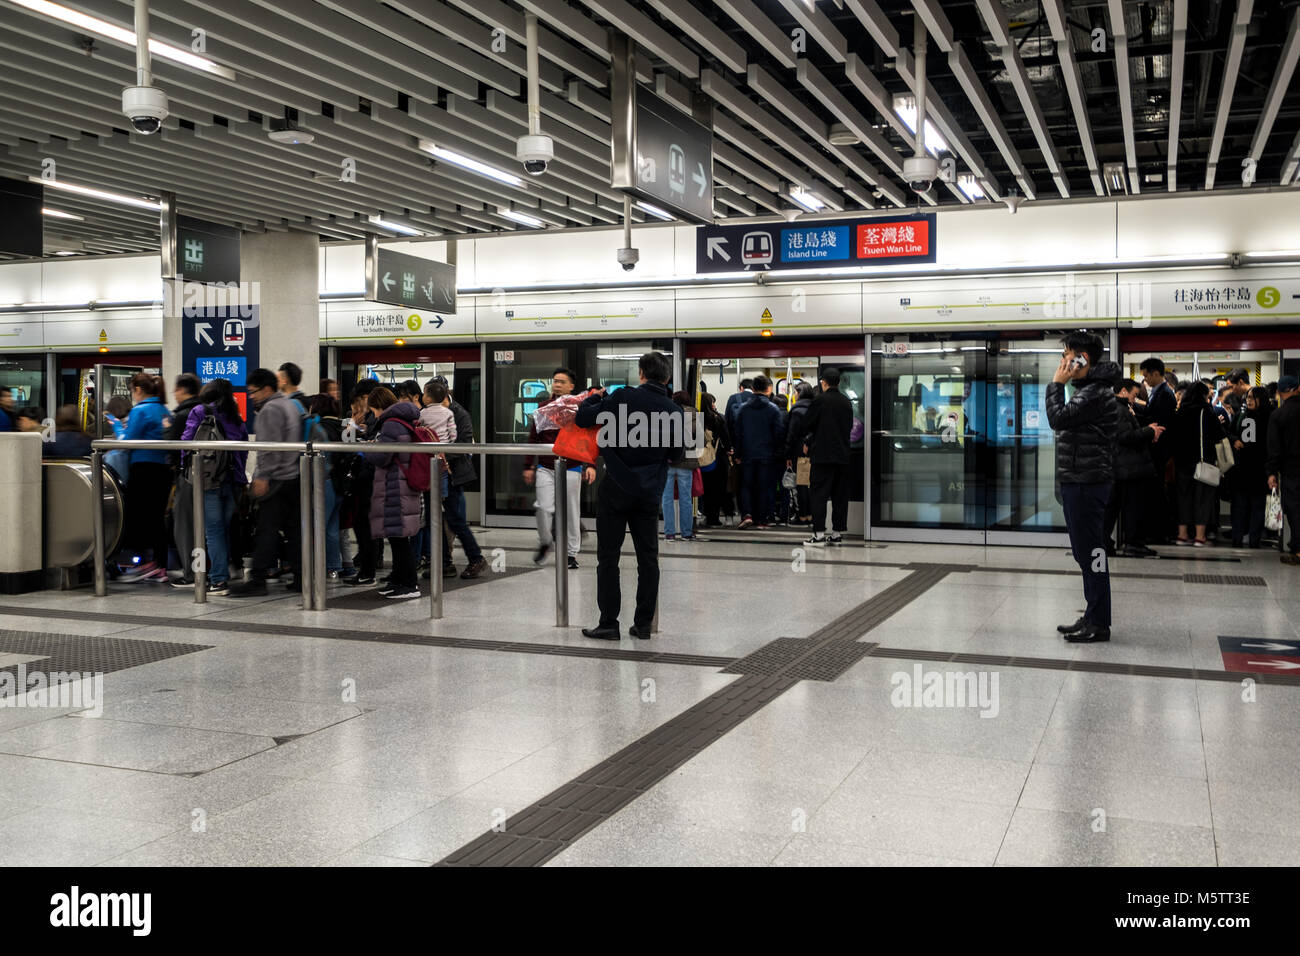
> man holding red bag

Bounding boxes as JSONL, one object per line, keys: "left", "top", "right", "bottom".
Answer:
{"left": 523, "top": 367, "right": 597, "bottom": 569}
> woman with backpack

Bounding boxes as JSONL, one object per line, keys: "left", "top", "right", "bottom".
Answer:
{"left": 120, "top": 373, "right": 171, "bottom": 582}
{"left": 364, "top": 386, "right": 423, "bottom": 599}
{"left": 306, "top": 393, "right": 346, "bottom": 579}
{"left": 179, "top": 378, "right": 248, "bottom": 596}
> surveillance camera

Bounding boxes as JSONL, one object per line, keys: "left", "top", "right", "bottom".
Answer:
{"left": 122, "top": 86, "right": 168, "bottom": 135}
{"left": 516, "top": 133, "right": 554, "bottom": 176}
{"left": 617, "top": 247, "right": 639, "bottom": 271}
{"left": 902, "top": 155, "right": 939, "bottom": 196}
{"left": 1004, "top": 194, "right": 1022, "bottom": 215}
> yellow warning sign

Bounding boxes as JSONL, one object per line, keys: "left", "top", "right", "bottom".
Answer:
{"left": 760, "top": 307, "right": 772, "bottom": 323}
{"left": 98, "top": 329, "right": 107, "bottom": 342}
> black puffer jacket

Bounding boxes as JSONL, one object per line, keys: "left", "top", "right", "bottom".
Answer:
{"left": 1045, "top": 361, "right": 1121, "bottom": 484}
{"left": 1113, "top": 395, "right": 1156, "bottom": 481}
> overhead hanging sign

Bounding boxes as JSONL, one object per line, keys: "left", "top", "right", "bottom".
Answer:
{"left": 175, "top": 215, "right": 241, "bottom": 285}
{"left": 181, "top": 305, "right": 260, "bottom": 419}
{"left": 696, "top": 214, "right": 935, "bottom": 274}
{"left": 0, "top": 177, "right": 42, "bottom": 258}
{"left": 366, "top": 245, "right": 457, "bottom": 314}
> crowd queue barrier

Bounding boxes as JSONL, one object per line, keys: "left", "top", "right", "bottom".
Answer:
{"left": 89, "top": 439, "right": 573, "bottom": 624}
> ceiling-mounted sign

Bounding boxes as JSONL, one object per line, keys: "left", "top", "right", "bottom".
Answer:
{"left": 696, "top": 214, "right": 935, "bottom": 274}
{"left": 181, "top": 305, "right": 260, "bottom": 419}
{"left": 366, "top": 245, "right": 457, "bottom": 314}
{"left": 610, "top": 37, "right": 713, "bottom": 225}
{"left": 175, "top": 216, "right": 241, "bottom": 285}
{"left": 0, "top": 177, "right": 42, "bottom": 258}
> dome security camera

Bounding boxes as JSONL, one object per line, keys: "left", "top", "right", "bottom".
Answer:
{"left": 122, "top": 86, "right": 168, "bottom": 135}
{"left": 902, "top": 155, "right": 939, "bottom": 196}
{"left": 617, "top": 247, "right": 639, "bottom": 271}
{"left": 516, "top": 133, "right": 554, "bottom": 176}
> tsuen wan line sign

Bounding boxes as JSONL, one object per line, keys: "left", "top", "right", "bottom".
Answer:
{"left": 696, "top": 214, "right": 935, "bottom": 273}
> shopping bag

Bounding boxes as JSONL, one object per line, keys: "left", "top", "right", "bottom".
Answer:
{"left": 781, "top": 467, "right": 797, "bottom": 490}
{"left": 795, "top": 457, "right": 811, "bottom": 486}
{"left": 691, "top": 467, "right": 703, "bottom": 498}
{"left": 551, "top": 421, "right": 600, "bottom": 464}
{"left": 1214, "top": 438, "right": 1235, "bottom": 475}
{"left": 1266, "top": 489, "right": 1284, "bottom": 532}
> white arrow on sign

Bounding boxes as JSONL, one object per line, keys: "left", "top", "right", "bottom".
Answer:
{"left": 194, "top": 322, "right": 213, "bottom": 345}
{"left": 382, "top": 271, "right": 395, "bottom": 292}
{"left": 706, "top": 236, "right": 730, "bottom": 261}
{"left": 1246, "top": 660, "right": 1300, "bottom": 670}
{"left": 1241, "top": 642, "right": 1300, "bottom": 652}
{"left": 692, "top": 161, "right": 707, "bottom": 198}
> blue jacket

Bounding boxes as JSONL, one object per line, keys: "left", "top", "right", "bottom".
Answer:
{"left": 124, "top": 396, "right": 169, "bottom": 465}
{"left": 733, "top": 393, "right": 785, "bottom": 461}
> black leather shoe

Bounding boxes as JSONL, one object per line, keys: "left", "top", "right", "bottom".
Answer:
{"left": 628, "top": 624, "right": 653, "bottom": 639}
{"left": 581, "top": 625, "right": 620, "bottom": 641}
{"left": 1065, "top": 625, "right": 1111, "bottom": 643}
{"left": 1056, "top": 616, "right": 1087, "bottom": 634}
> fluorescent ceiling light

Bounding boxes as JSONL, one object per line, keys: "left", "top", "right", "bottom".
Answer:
{"left": 955, "top": 174, "right": 984, "bottom": 202}
{"left": 893, "top": 95, "right": 948, "bottom": 156}
{"left": 367, "top": 215, "right": 423, "bottom": 236}
{"left": 41, "top": 207, "right": 84, "bottom": 220}
{"left": 635, "top": 201, "right": 673, "bottom": 221}
{"left": 10, "top": 0, "right": 236, "bottom": 79}
{"left": 498, "top": 208, "right": 543, "bottom": 228}
{"left": 1103, "top": 161, "right": 1128, "bottom": 195}
{"left": 418, "top": 139, "right": 523, "bottom": 187}
{"left": 32, "top": 177, "right": 161, "bottom": 211}
{"left": 788, "top": 188, "right": 826, "bottom": 213}
{"left": 1242, "top": 249, "right": 1300, "bottom": 258}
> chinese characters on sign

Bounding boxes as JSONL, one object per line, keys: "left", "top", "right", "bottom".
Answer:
{"left": 696, "top": 214, "right": 935, "bottom": 273}
{"left": 857, "top": 220, "right": 928, "bottom": 258}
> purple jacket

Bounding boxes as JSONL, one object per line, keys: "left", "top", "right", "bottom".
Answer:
{"left": 365, "top": 401, "right": 422, "bottom": 538}
{"left": 181, "top": 404, "right": 249, "bottom": 485}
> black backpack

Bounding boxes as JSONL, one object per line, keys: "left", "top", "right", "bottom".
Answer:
{"left": 185, "top": 406, "right": 232, "bottom": 486}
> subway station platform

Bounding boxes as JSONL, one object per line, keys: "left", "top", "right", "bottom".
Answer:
{"left": 0, "top": 529, "right": 1296, "bottom": 868}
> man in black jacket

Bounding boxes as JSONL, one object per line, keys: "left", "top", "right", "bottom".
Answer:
{"left": 801, "top": 366, "right": 855, "bottom": 545}
{"left": 574, "top": 352, "right": 683, "bottom": 640}
{"left": 1045, "top": 332, "right": 1121, "bottom": 643}
{"left": 733, "top": 375, "right": 785, "bottom": 529}
{"left": 1106, "top": 380, "right": 1165, "bottom": 558}
{"left": 1139, "top": 357, "right": 1177, "bottom": 540}
{"left": 167, "top": 372, "right": 203, "bottom": 587}
{"left": 1266, "top": 375, "right": 1300, "bottom": 564}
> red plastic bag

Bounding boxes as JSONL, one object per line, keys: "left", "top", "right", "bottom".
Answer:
{"left": 552, "top": 422, "right": 599, "bottom": 465}
{"left": 691, "top": 468, "right": 703, "bottom": 498}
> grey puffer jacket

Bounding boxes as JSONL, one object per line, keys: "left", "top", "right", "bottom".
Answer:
{"left": 1045, "top": 361, "right": 1122, "bottom": 484}
{"left": 365, "top": 401, "right": 422, "bottom": 538}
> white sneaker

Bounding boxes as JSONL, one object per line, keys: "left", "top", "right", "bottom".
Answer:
{"left": 804, "top": 533, "right": 827, "bottom": 546}
{"left": 827, "top": 533, "right": 844, "bottom": 545}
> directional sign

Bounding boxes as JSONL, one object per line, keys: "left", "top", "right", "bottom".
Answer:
{"left": 1218, "top": 635, "right": 1300, "bottom": 674}
{"left": 181, "top": 305, "right": 259, "bottom": 421}
{"left": 0, "top": 176, "right": 42, "bottom": 258}
{"left": 696, "top": 214, "right": 935, "bottom": 274}
{"left": 366, "top": 246, "right": 456, "bottom": 315}
{"left": 612, "top": 86, "right": 713, "bottom": 225}
{"left": 176, "top": 216, "right": 241, "bottom": 285}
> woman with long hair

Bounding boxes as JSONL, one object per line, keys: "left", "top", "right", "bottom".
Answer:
{"left": 1229, "top": 385, "right": 1273, "bottom": 548}
{"left": 364, "top": 386, "right": 423, "bottom": 598}
{"left": 1171, "top": 380, "right": 1226, "bottom": 546}
{"left": 698, "top": 391, "right": 731, "bottom": 527}
{"left": 179, "top": 378, "right": 248, "bottom": 594}
{"left": 120, "top": 373, "right": 172, "bottom": 581}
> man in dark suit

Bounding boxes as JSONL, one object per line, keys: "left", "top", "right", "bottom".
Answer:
{"left": 724, "top": 378, "right": 754, "bottom": 440}
{"left": 1140, "top": 357, "right": 1177, "bottom": 541}
{"left": 575, "top": 352, "right": 684, "bottom": 640}
{"left": 801, "top": 366, "right": 855, "bottom": 545}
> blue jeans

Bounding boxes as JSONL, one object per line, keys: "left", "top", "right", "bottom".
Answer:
{"left": 661, "top": 467, "right": 694, "bottom": 536}
{"left": 324, "top": 480, "right": 342, "bottom": 572}
{"left": 203, "top": 484, "right": 237, "bottom": 585}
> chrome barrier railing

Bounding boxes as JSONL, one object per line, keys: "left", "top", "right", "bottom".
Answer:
{"left": 90, "top": 439, "right": 573, "bottom": 624}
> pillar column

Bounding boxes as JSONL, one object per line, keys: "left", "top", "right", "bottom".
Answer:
{"left": 242, "top": 231, "right": 321, "bottom": 393}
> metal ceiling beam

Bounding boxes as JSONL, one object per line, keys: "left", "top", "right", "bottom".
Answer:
{"left": 1204, "top": 0, "right": 1255, "bottom": 190}
{"left": 712, "top": 0, "right": 797, "bottom": 70}
{"left": 1280, "top": 127, "right": 1300, "bottom": 185}
{"left": 1168, "top": 0, "right": 1187, "bottom": 191}
{"left": 773, "top": 0, "right": 848, "bottom": 63}
{"left": 645, "top": 0, "right": 746, "bottom": 73}
{"left": 1042, "top": 0, "right": 1104, "bottom": 195}
{"left": 843, "top": 54, "right": 914, "bottom": 143}
{"left": 439, "top": 0, "right": 609, "bottom": 87}
{"left": 1106, "top": 0, "right": 1140, "bottom": 194}
{"left": 1249, "top": 7, "right": 1300, "bottom": 180}
{"left": 973, "top": 0, "right": 1069, "bottom": 198}
{"left": 575, "top": 0, "right": 699, "bottom": 77}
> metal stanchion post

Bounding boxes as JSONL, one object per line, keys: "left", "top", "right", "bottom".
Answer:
{"left": 298, "top": 452, "right": 314, "bottom": 611}
{"left": 554, "top": 456, "right": 568, "bottom": 627}
{"left": 430, "top": 453, "right": 443, "bottom": 621}
{"left": 91, "top": 450, "right": 107, "bottom": 597}
{"left": 312, "top": 452, "right": 327, "bottom": 612}
{"left": 191, "top": 462, "right": 206, "bottom": 604}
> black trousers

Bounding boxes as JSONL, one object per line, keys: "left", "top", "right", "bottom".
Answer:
{"left": 387, "top": 535, "right": 417, "bottom": 589}
{"left": 595, "top": 480, "right": 659, "bottom": 629}
{"left": 1283, "top": 475, "right": 1300, "bottom": 555}
{"left": 126, "top": 461, "right": 173, "bottom": 564}
{"left": 251, "top": 478, "right": 300, "bottom": 580}
{"left": 349, "top": 481, "right": 380, "bottom": 577}
{"left": 1061, "top": 481, "right": 1112, "bottom": 628}
{"left": 1105, "top": 477, "right": 1148, "bottom": 548}
{"left": 1230, "top": 486, "right": 1266, "bottom": 547}
{"left": 810, "top": 461, "right": 850, "bottom": 534}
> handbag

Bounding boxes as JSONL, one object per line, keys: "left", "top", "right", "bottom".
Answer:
{"left": 796, "top": 456, "right": 812, "bottom": 486}
{"left": 691, "top": 468, "right": 703, "bottom": 498}
{"left": 698, "top": 429, "right": 717, "bottom": 468}
{"left": 1214, "top": 437, "right": 1235, "bottom": 474}
{"left": 1193, "top": 410, "right": 1221, "bottom": 487}
{"left": 781, "top": 466, "right": 797, "bottom": 490}
{"left": 1266, "top": 488, "right": 1284, "bottom": 532}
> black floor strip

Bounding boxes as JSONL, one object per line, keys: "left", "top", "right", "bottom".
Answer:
{"left": 436, "top": 565, "right": 953, "bottom": 867}
{"left": 0, "top": 604, "right": 735, "bottom": 668}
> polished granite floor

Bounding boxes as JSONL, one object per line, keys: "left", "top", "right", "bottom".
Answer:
{"left": 0, "top": 527, "right": 1297, "bottom": 867}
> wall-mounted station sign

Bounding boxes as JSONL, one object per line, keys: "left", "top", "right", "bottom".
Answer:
{"left": 175, "top": 216, "right": 241, "bottom": 285}
{"left": 695, "top": 214, "right": 936, "bottom": 274}
{"left": 366, "top": 244, "right": 457, "bottom": 314}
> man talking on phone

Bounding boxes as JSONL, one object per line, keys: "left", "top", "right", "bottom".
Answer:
{"left": 1045, "top": 332, "right": 1121, "bottom": 643}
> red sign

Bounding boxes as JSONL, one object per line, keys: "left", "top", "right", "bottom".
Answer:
{"left": 856, "top": 220, "right": 930, "bottom": 259}
{"left": 1220, "top": 652, "right": 1300, "bottom": 675}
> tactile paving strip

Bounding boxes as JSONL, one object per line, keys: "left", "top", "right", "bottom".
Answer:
{"left": 0, "top": 629, "right": 210, "bottom": 682}
{"left": 1182, "top": 574, "right": 1268, "bottom": 586}
{"left": 438, "top": 565, "right": 956, "bottom": 867}
{"left": 722, "top": 637, "right": 877, "bottom": 681}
